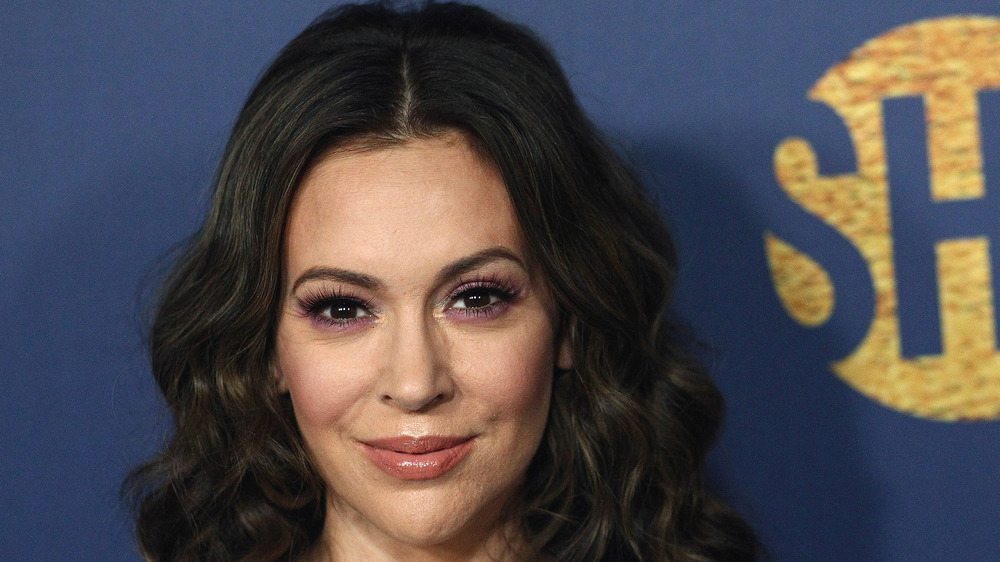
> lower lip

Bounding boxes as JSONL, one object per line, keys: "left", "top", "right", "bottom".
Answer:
{"left": 361, "top": 439, "right": 474, "bottom": 481}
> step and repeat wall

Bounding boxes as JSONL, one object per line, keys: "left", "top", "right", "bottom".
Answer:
{"left": 2, "top": 1, "right": 998, "bottom": 559}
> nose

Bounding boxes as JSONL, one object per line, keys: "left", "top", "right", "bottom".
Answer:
{"left": 379, "top": 313, "right": 454, "bottom": 411}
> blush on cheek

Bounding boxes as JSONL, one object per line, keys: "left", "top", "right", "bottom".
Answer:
{"left": 277, "top": 345, "right": 365, "bottom": 428}
{"left": 476, "top": 340, "right": 554, "bottom": 415}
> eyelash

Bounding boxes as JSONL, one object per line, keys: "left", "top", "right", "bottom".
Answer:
{"left": 296, "top": 289, "right": 376, "bottom": 330}
{"left": 295, "top": 275, "right": 524, "bottom": 330}
{"left": 444, "top": 274, "right": 523, "bottom": 320}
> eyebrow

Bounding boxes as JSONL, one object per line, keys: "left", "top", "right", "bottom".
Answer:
{"left": 289, "top": 247, "right": 526, "bottom": 294}
{"left": 290, "top": 267, "right": 382, "bottom": 293}
{"left": 433, "top": 247, "right": 526, "bottom": 287}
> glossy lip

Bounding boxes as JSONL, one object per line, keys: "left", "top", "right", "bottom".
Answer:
{"left": 360, "top": 435, "right": 475, "bottom": 481}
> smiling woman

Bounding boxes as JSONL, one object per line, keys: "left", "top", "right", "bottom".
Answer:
{"left": 277, "top": 135, "right": 566, "bottom": 558}
{"left": 125, "top": 2, "right": 757, "bottom": 561}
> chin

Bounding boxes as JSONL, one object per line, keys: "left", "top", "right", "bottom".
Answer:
{"left": 395, "top": 494, "right": 508, "bottom": 545}
{"left": 385, "top": 522, "right": 462, "bottom": 548}
{"left": 326, "top": 482, "right": 518, "bottom": 557}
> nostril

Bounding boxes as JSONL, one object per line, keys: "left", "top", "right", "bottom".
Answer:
{"left": 383, "top": 391, "right": 447, "bottom": 412}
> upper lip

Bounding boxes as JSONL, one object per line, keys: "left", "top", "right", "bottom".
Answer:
{"left": 361, "top": 435, "right": 472, "bottom": 454}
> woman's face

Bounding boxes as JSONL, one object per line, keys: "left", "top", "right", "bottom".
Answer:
{"left": 276, "top": 133, "right": 571, "bottom": 557}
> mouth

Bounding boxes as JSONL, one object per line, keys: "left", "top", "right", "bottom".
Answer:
{"left": 359, "top": 435, "right": 475, "bottom": 481}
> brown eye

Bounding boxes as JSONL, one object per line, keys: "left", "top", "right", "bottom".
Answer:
{"left": 454, "top": 288, "right": 499, "bottom": 310}
{"left": 323, "top": 299, "right": 369, "bottom": 320}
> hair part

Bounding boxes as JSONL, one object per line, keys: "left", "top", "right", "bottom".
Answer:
{"left": 125, "top": 2, "right": 757, "bottom": 560}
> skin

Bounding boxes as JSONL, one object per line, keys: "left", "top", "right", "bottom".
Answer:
{"left": 275, "top": 132, "right": 571, "bottom": 561}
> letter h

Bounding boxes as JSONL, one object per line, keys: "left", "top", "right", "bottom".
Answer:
{"left": 884, "top": 91, "right": 1000, "bottom": 358}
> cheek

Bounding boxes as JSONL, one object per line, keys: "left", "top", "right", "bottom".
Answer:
{"left": 461, "top": 325, "right": 555, "bottom": 421}
{"left": 276, "top": 334, "right": 372, "bottom": 431}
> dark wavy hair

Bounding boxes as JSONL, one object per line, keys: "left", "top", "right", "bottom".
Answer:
{"left": 125, "top": 2, "right": 757, "bottom": 560}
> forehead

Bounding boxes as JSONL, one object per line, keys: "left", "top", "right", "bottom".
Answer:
{"left": 284, "top": 133, "right": 526, "bottom": 278}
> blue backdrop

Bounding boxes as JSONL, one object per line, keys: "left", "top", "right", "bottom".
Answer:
{"left": 3, "top": 1, "right": 999, "bottom": 560}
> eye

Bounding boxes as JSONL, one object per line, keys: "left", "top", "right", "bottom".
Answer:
{"left": 445, "top": 278, "right": 521, "bottom": 321}
{"left": 451, "top": 287, "right": 501, "bottom": 309}
{"left": 296, "top": 292, "right": 375, "bottom": 331}
{"left": 318, "top": 298, "right": 371, "bottom": 320}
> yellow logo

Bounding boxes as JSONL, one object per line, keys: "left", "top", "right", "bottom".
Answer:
{"left": 768, "top": 16, "right": 1000, "bottom": 420}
